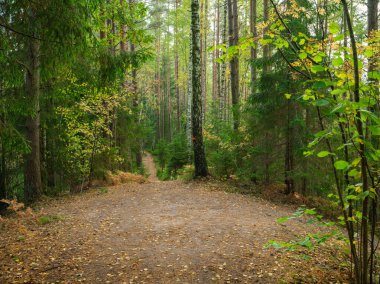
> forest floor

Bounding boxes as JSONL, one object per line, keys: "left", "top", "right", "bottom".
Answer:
{"left": 0, "top": 154, "right": 349, "bottom": 283}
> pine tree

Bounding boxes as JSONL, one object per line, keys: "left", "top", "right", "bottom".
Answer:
{"left": 191, "top": 0, "right": 208, "bottom": 177}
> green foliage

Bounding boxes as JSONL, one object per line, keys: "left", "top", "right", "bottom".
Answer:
{"left": 154, "top": 139, "right": 168, "bottom": 170}
{"left": 268, "top": 207, "right": 343, "bottom": 251}
{"left": 97, "top": 187, "right": 108, "bottom": 194}
{"left": 38, "top": 214, "right": 65, "bottom": 225}
{"left": 0, "top": 0, "right": 154, "bottom": 199}
{"left": 153, "top": 133, "right": 190, "bottom": 180}
{"left": 167, "top": 133, "right": 189, "bottom": 175}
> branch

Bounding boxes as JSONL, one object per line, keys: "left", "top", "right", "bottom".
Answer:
{"left": 0, "top": 22, "right": 42, "bottom": 41}
{"left": 277, "top": 48, "right": 311, "bottom": 79}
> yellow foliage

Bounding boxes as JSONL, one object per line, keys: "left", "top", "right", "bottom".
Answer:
{"left": 104, "top": 171, "right": 146, "bottom": 186}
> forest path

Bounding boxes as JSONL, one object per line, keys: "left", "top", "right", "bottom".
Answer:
{"left": 0, "top": 158, "right": 346, "bottom": 283}
{"left": 143, "top": 153, "right": 159, "bottom": 182}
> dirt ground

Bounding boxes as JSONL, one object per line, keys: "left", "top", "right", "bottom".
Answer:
{"left": 0, "top": 154, "right": 349, "bottom": 283}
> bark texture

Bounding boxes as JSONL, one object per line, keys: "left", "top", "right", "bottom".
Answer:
{"left": 227, "top": 0, "right": 240, "bottom": 130}
{"left": 191, "top": 0, "right": 208, "bottom": 177}
{"left": 24, "top": 35, "right": 42, "bottom": 203}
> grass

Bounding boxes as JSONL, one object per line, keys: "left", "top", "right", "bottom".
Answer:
{"left": 97, "top": 187, "right": 108, "bottom": 194}
{"left": 37, "top": 214, "right": 64, "bottom": 225}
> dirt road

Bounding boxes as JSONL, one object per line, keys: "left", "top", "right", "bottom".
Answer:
{"left": 0, "top": 154, "right": 347, "bottom": 283}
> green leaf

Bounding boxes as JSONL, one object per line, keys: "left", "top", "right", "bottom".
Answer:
{"left": 334, "top": 160, "right": 349, "bottom": 170}
{"left": 317, "top": 151, "right": 332, "bottom": 158}
{"left": 332, "top": 57, "right": 344, "bottom": 67}
{"left": 304, "top": 209, "right": 317, "bottom": 215}
{"left": 330, "top": 103, "right": 345, "bottom": 114}
{"left": 364, "top": 49, "right": 373, "bottom": 58}
{"left": 368, "top": 71, "right": 380, "bottom": 80}
{"left": 352, "top": 157, "right": 361, "bottom": 167}
{"left": 284, "top": 93, "right": 292, "bottom": 99}
{"left": 329, "top": 22, "right": 340, "bottom": 34}
{"left": 277, "top": 217, "right": 290, "bottom": 223}
{"left": 313, "top": 55, "right": 322, "bottom": 62}
{"left": 311, "top": 65, "right": 325, "bottom": 73}
{"left": 360, "top": 110, "right": 380, "bottom": 124}
{"left": 312, "top": 81, "right": 326, "bottom": 89}
{"left": 334, "top": 34, "right": 344, "bottom": 41}
{"left": 369, "top": 126, "right": 380, "bottom": 136}
{"left": 346, "top": 195, "right": 358, "bottom": 200}
{"left": 331, "top": 88, "right": 346, "bottom": 95}
{"left": 315, "top": 99, "right": 329, "bottom": 107}
{"left": 299, "top": 52, "right": 307, "bottom": 60}
{"left": 348, "top": 169, "right": 360, "bottom": 178}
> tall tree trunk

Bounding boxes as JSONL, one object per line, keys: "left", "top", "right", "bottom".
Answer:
{"left": 367, "top": 0, "right": 378, "bottom": 77}
{"left": 166, "top": 55, "right": 172, "bottom": 141}
{"left": 191, "top": 0, "right": 208, "bottom": 177}
{"left": 46, "top": 97, "right": 56, "bottom": 188}
{"left": 250, "top": 0, "right": 257, "bottom": 96}
{"left": 263, "top": 0, "right": 270, "bottom": 73}
{"left": 174, "top": 0, "right": 181, "bottom": 132}
{"left": 24, "top": 35, "right": 42, "bottom": 203}
{"left": 200, "top": 0, "right": 207, "bottom": 123}
{"left": 367, "top": 1, "right": 378, "bottom": 282}
{"left": 212, "top": 2, "right": 218, "bottom": 101}
{"left": 215, "top": 0, "right": 220, "bottom": 101}
{"left": 0, "top": 114, "right": 6, "bottom": 199}
{"left": 227, "top": 0, "right": 240, "bottom": 131}
{"left": 159, "top": 43, "right": 164, "bottom": 140}
{"left": 120, "top": 0, "right": 126, "bottom": 51}
{"left": 284, "top": 100, "right": 294, "bottom": 195}
{"left": 220, "top": 0, "right": 227, "bottom": 121}
{"left": 129, "top": 0, "right": 142, "bottom": 169}
{"left": 100, "top": 3, "right": 107, "bottom": 40}
{"left": 186, "top": 39, "right": 193, "bottom": 161}
{"left": 203, "top": 0, "right": 208, "bottom": 122}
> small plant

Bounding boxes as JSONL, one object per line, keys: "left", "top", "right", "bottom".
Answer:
{"left": 178, "top": 165, "right": 195, "bottom": 182}
{"left": 97, "top": 187, "right": 108, "bottom": 194}
{"left": 38, "top": 214, "right": 64, "bottom": 225}
{"left": 17, "top": 235, "right": 25, "bottom": 242}
{"left": 267, "top": 206, "right": 344, "bottom": 251}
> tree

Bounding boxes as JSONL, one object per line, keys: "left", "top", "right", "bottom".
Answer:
{"left": 249, "top": 0, "right": 257, "bottom": 96}
{"left": 227, "top": 0, "right": 240, "bottom": 130}
{"left": 191, "top": 0, "right": 208, "bottom": 177}
{"left": 23, "top": 6, "right": 42, "bottom": 203}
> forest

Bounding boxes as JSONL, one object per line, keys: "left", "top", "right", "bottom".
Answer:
{"left": 0, "top": 0, "right": 379, "bottom": 283}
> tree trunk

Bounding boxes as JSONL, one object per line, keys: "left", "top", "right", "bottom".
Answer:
{"left": 367, "top": 0, "right": 378, "bottom": 76}
{"left": 227, "top": 0, "right": 240, "bottom": 131}
{"left": 367, "top": 1, "right": 378, "bottom": 282}
{"left": 220, "top": 0, "right": 227, "bottom": 121}
{"left": 130, "top": 29, "right": 142, "bottom": 169}
{"left": 24, "top": 36, "right": 42, "bottom": 203}
{"left": 175, "top": 0, "right": 181, "bottom": 132}
{"left": 212, "top": 2, "right": 218, "bottom": 101}
{"left": 166, "top": 55, "right": 172, "bottom": 141}
{"left": 215, "top": 0, "right": 220, "bottom": 101}
{"left": 284, "top": 100, "right": 294, "bottom": 195}
{"left": 250, "top": 0, "right": 257, "bottom": 96}
{"left": 0, "top": 123, "right": 6, "bottom": 199}
{"left": 120, "top": 0, "right": 126, "bottom": 51}
{"left": 341, "top": 1, "right": 370, "bottom": 282}
{"left": 186, "top": 39, "right": 193, "bottom": 161}
{"left": 191, "top": 0, "right": 208, "bottom": 177}
{"left": 263, "top": 0, "right": 270, "bottom": 73}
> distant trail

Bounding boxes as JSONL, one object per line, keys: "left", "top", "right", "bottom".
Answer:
{"left": 143, "top": 153, "right": 159, "bottom": 182}
{"left": 0, "top": 159, "right": 346, "bottom": 283}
